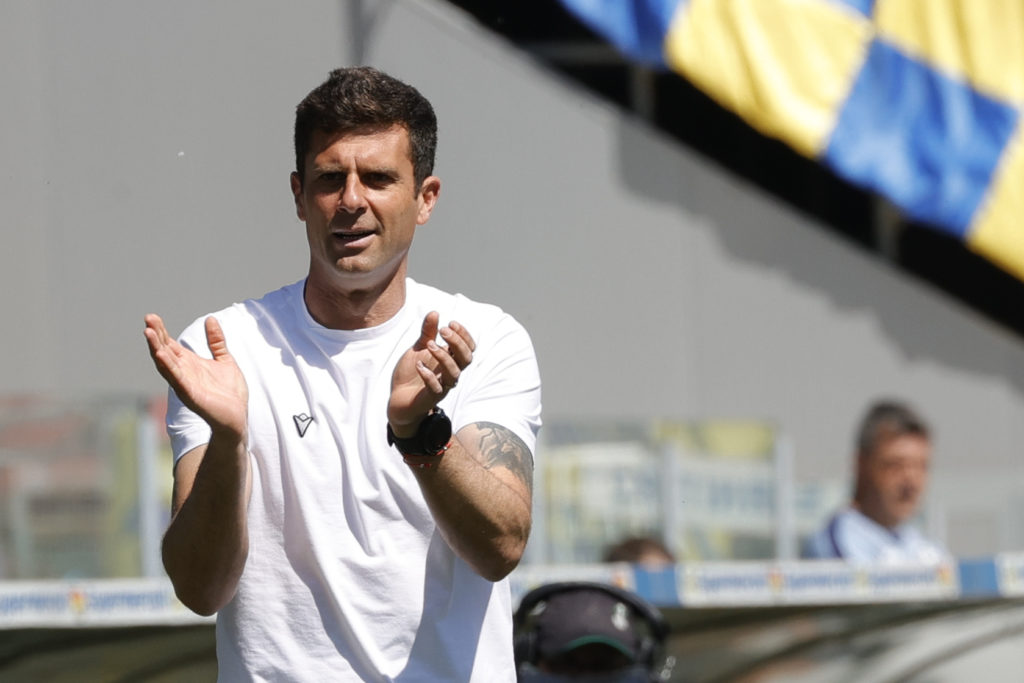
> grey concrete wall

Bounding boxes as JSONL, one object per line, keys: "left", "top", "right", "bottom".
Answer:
{"left": 3, "top": 0, "right": 1023, "bottom": 553}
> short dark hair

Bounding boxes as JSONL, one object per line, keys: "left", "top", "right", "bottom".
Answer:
{"left": 856, "top": 400, "right": 930, "bottom": 456}
{"left": 293, "top": 66, "right": 437, "bottom": 187}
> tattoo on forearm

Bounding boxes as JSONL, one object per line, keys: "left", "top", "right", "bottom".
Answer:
{"left": 473, "top": 422, "right": 533, "bottom": 494}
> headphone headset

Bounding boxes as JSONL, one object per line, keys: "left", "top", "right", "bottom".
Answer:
{"left": 513, "top": 581, "right": 670, "bottom": 680}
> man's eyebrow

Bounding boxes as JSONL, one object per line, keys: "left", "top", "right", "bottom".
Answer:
{"left": 310, "top": 163, "right": 403, "bottom": 181}
{"left": 311, "top": 164, "right": 346, "bottom": 175}
{"left": 361, "top": 164, "right": 400, "bottom": 177}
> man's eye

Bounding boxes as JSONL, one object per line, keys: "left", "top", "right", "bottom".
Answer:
{"left": 363, "top": 173, "right": 393, "bottom": 188}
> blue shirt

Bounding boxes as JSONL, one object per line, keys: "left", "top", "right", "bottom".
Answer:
{"left": 803, "top": 507, "right": 947, "bottom": 564}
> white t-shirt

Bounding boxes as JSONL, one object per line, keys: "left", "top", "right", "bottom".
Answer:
{"left": 803, "top": 507, "right": 947, "bottom": 565}
{"left": 167, "top": 279, "right": 542, "bottom": 682}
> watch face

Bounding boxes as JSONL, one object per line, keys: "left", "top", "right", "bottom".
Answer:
{"left": 425, "top": 413, "right": 453, "bottom": 452}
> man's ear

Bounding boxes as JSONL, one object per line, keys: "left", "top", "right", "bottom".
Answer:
{"left": 290, "top": 172, "right": 306, "bottom": 221}
{"left": 416, "top": 175, "right": 441, "bottom": 225}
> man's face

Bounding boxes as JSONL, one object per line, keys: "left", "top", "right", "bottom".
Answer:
{"left": 857, "top": 433, "right": 931, "bottom": 529}
{"left": 291, "top": 124, "right": 439, "bottom": 292}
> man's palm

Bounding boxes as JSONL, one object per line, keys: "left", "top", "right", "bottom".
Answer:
{"left": 144, "top": 314, "right": 248, "bottom": 438}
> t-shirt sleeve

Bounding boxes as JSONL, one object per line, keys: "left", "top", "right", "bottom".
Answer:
{"left": 448, "top": 312, "right": 542, "bottom": 462}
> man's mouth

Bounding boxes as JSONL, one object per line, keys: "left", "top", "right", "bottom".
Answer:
{"left": 332, "top": 229, "right": 375, "bottom": 242}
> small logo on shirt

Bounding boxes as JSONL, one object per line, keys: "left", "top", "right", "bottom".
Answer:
{"left": 293, "top": 413, "right": 314, "bottom": 437}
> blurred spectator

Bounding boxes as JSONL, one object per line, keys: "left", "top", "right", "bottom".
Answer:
{"left": 604, "top": 536, "right": 676, "bottom": 569}
{"left": 804, "top": 400, "right": 947, "bottom": 564}
{"left": 513, "top": 581, "right": 673, "bottom": 682}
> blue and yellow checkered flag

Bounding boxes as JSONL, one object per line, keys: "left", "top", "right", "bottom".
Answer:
{"left": 560, "top": 0, "right": 1024, "bottom": 280}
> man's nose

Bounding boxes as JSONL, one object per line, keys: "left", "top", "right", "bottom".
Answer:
{"left": 338, "top": 176, "right": 366, "bottom": 212}
{"left": 901, "top": 468, "right": 924, "bottom": 488}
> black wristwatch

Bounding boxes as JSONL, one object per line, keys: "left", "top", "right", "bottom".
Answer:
{"left": 387, "top": 408, "right": 453, "bottom": 458}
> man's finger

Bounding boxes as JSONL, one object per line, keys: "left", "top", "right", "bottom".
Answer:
{"left": 440, "top": 323, "right": 474, "bottom": 368}
{"left": 448, "top": 320, "right": 476, "bottom": 353}
{"left": 143, "top": 314, "right": 172, "bottom": 359}
{"left": 428, "top": 339, "right": 460, "bottom": 379}
{"left": 415, "top": 311, "right": 441, "bottom": 350}
{"left": 416, "top": 360, "right": 444, "bottom": 394}
{"left": 205, "top": 316, "right": 231, "bottom": 360}
{"left": 144, "top": 314, "right": 167, "bottom": 346}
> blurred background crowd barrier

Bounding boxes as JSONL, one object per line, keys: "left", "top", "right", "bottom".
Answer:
{"left": 0, "top": 395, "right": 171, "bottom": 581}
{"left": 5, "top": 394, "right": 1024, "bottom": 582}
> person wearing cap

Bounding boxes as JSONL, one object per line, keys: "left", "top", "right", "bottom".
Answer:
{"left": 514, "top": 582, "right": 671, "bottom": 681}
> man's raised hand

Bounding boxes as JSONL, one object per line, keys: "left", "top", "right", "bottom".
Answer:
{"left": 388, "top": 311, "right": 475, "bottom": 435}
{"left": 144, "top": 314, "right": 249, "bottom": 441}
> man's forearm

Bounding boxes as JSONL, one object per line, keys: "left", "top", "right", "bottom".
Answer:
{"left": 410, "top": 422, "right": 534, "bottom": 581}
{"left": 162, "top": 432, "right": 252, "bottom": 616}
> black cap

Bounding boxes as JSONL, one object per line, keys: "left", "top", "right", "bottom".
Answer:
{"left": 529, "top": 587, "right": 643, "bottom": 662}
